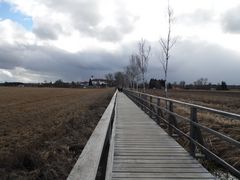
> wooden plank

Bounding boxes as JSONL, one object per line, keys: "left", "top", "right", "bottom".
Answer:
{"left": 112, "top": 172, "right": 215, "bottom": 178}
{"left": 115, "top": 141, "right": 179, "bottom": 144}
{"left": 114, "top": 156, "right": 194, "bottom": 160}
{"left": 115, "top": 143, "right": 179, "bottom": 145}
{"left": 113, "top": 159, "right": 199, "bottom": 164}
{"left": 115, "top": 146, "right": 182, "bottom": 148}
{"left": 114, "top": 152, "right": 190, "bottom": 156}
{"left": 115, "top": 149, "right": 190, "bottom": 153}
{"left": 67, "top": 91, "right": 117, "bottom": 180}
{"left": 112, "top": 178, "right": 216, "bottom": 180}
{"left": 113, "top": 163, "right": 203, "bottom": 168}
{"left": 113, "top": 167, "right": 208, "bottom": 173}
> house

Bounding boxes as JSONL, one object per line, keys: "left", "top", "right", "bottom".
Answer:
{"left": 92, "top": 79, "right": 108, "bottom": 87}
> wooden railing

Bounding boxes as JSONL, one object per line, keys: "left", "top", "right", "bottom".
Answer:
{"left": 124, "top": 89, "right": 240, "bottom": 179}
{"left": 67, "top": 91, "right": 117, "bottom": 180}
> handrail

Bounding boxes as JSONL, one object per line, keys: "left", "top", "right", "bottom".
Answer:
{"left": 123, "top": 89, "right": 240, "bottom": 178}
{"left": 128, "top": 91, "right": 240, "bottom": 148}
{"left": 125, "top": 89, "right": 240, "bottom": 120}
{"left": 67, "top": 91, "right": 117, "bottom": 180}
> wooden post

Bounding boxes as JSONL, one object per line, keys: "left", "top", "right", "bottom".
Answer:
{"left": 140, "top": 93, "right": 143, "bottom": 110}
{"left": 168, "top": 101, "right": 173, "bottom": 136}
{"left": 157, "top": 98, "right": 161, "bottom": 121}
{"left": 190, "top": 107, "right": 206, "bottom": 158}
{"left": 190, "top": 107, "right": 197, "bottom": 157}
{"left": 150, "top": 96, "right": 153, "bottom": 118}
{"left": 144, "top": 94, "right": 147, "bottom": 112}
{"left": 141, "top": 94, "right": 144, "bottom": 110}
{"left": 143, "top": 94, "right": 146, "bottom": 111}
{"left": 138, "top": 93, "right": 140, "bottom": 106}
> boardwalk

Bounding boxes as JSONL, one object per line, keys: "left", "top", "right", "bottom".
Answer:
{"left": 107, "top": 92, "right": 216, "bottom": 180}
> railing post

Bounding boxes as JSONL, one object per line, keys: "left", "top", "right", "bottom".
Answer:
{"left": 141, "top": 94, "right": 145, "bottom": 111}
{"left": 157, "top": 98, "right": 161, "bottom": 125}
{"left": 144, "top": 94, "right": 147, "bottom": 112}
{"left": 168, "top": 101, "right": 173, "bottom": 136}
{"left": 150, "top": 96, "right": 153, "bottom": 118}
{"left": 141, "top": 94, "right": 143, "bottom": 110}
{"left": 190, "top": 107, "right": 197, "bottom": 157}
{"left": 139, "top": 93, "right": 141, "bottom": 107}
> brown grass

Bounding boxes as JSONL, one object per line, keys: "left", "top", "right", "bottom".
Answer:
{"left": 0, "top": 87, "right": 114, "bottom": 180}
{"left": 147, "top": 89, "right": 240, "bottom": 172}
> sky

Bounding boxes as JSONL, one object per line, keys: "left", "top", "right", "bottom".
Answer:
{"left": 0, "top": 0, "right": 240, "bottom": 84}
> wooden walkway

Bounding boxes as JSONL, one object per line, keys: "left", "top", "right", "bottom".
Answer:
{"left": 107, "top": 92, "right": 216, "bottom": 180}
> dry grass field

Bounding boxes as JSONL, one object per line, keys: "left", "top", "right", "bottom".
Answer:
{"left": 0, "top": 87, "right": 114, "bottom": 180}
{"left": 147, "top": 89, "right": 240, "bottom": 175}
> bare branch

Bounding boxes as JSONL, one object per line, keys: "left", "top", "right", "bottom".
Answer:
{"left": 137, "top": 38, "right": 151, "bottom": 92}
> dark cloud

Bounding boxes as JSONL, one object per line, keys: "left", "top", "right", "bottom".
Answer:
{"left": 148, "top": 40, "right": 240, "bottom": 84}
{"left": 0, "top": 43, "right": 129, "bottom": 82}
{"left": 221, "top": 6, "right": 240, "bottom": 34}
{"left": 0, "top": 44, "right": 22, "bottom": 68}
{"left": 33, "top": 22, "right": 62, "bottom": 40}
{"left": 1, "top": 40, "right": 240, "bottom": 84}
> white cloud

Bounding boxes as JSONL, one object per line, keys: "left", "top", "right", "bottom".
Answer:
{"left": 0, "top": 19, "right": 35, "bottom": 45}
{"left": 0, "top": 69, "right": 13, "bottom": 77}
{"left": 0, "top": 67, "right": 54, "bottom": 82}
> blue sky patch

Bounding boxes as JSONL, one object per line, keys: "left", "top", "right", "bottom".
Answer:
{"left": 0, "top": 1, "right": 33, "bottom": 30}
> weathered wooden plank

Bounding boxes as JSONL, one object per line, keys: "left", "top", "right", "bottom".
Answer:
{"left": 115, "top": 141, "right": 179, "bottom": 144}
{"left": 113, "top": 167, "right": 208, "bottom": 173}
{"left": 115, "top": 148, "right": 186, "bottom": 154}
{"left": 115, "top": 139, "right": 176, "bottom": 141}
{"left": 114, "top": 147, "right": 188, "bottom": 151}
{"left": 112, "top": 172, "right": 215, "bottom": 178}
{"left": 112, "top": 178, "right": 216, "bottom": 180}
{"left": 114, "top": 156, "right": 194, "bottom": 160}
{"left": 114, "top": 152, "right": 190, "bottom": 156}
{"left": 115, "top": 134, "right": 169, "bottom": 137}
{"left": 115, "top": 137, "right": 174, "bottom": 140}
{"left": 113, "top": 159, "right": 199, "bottom": 164}
{"left": 113, "top": 163, "right": 203, "bottom": 168}
{"left": 115, "top": 143, "right": 179, "bottom": 146}
{"left": 67, "top": 91, "right": 117, "bottom": 180}
{"left": 115, "top": 145, "right": 181, "bottom": 148}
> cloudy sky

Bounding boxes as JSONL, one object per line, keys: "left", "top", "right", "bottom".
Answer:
{"left": 0, "top": 0, "right": 240, "bottom": 84}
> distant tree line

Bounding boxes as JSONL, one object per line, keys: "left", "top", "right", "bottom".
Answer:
{"left": 1, "top": 77, "right": 237, "bottom": 91}
{"left": 184, "top": 82, "right": 228, "bottom": 90}
{"left": 0, "top": 79, "right": 106, "bottom": 88}
{"left": 149, "top": 79, "right": 165, "bottom": 89}
{"left": 104, "top": 71, "right": 233, "bottom": 91}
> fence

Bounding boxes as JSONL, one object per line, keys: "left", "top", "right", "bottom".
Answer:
{"left": 124, "top": 89, "right": 240, "bottom": 178}
{"left": 67, "top": 91, "right": 117, "bottom": 180}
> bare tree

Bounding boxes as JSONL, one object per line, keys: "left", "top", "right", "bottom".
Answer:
{"left": 114, "top": 71, "right": 126, "bottom": 88}
{"left": 125, "top": 66, "right": 133, "bottom": 88}
{"left": 105, "top": 73, "right": 114, "bottom": 87}
{"left": 159, "top": 2, "right": 176, "bottom": 97}
{"left": 126, "top": 54, "right": 141, "bottom": 89}
{"left": 137, "top": 39, "right": 151, "bottom": 92}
